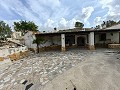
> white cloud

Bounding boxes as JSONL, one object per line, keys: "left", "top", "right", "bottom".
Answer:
{"left": 93, "top": 0, "right": 120, "bottom": 26}
{"left": 98, "top": 0, "right": 120, "bottom": 22}
{"left": 3, "top": 20, "right": 20, "bottom": 30}
{"left": 1, "top": 0, "right": 119, "bottom": 31}
{"left": 82, "top": 6, "right": 94, "bottom": 23}
{"left": 0, "top": 0, "right": 42, "bottom": 27}
{"left": 59, "top": 18, "right": 68, "bottom": 28}
{"left": 0, "top": 0, "right": 71, "bottom": 31}
{"left": 94, "top": 17, "right": 103, "bottom": 25}
{"left": 44, "top": 19, "right": 54, "bottom": 30}
{"left": 99, "top": 0, "right": 113, "bottom": 7}
{"left": 42, "top": 18, "right": 81, "bottom": 31}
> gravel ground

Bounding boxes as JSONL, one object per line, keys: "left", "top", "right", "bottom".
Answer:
{"left": 0, "top": 48, "right": 120, "bottom": 90}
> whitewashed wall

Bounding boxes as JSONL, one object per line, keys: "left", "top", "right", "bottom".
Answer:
{"left": 0, "top": 46, "right": 28, "bottom": 57}
{"left": 24, "top": 31, "right": 37, "bottom": 49}
{"left": 95, "top": 34, "right": 103, "bottom": 44}
{"left": 40, "top": 36, "right": 61, "bottom": 48}
{"left": 52, "top": 36, "right": 61, "bottom": 45}
{"left": 106, "top": 32, "right": 119, "bottom": 43}
{"left": 95, "top": 32, "right": 119, "bottom": 44}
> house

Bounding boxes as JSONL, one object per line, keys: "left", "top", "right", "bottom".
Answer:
{"left": 24, "top": 24, "right": 120, "bottom": 52}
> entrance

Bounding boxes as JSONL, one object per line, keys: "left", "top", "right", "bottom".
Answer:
{"left": 77, "top": 37, "right": 85, "bottom": 46}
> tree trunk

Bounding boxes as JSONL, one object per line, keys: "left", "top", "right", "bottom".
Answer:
{"left": 37, "top": 43, "right": 39, "bottom": 53}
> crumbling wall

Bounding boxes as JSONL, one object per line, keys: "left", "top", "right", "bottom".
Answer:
{"left": 0, "top": 46, "right": 28, "bottom": 62}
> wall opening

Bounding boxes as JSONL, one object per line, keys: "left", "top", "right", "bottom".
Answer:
{"left": 77, "top": 37, "right": 85, "bottom": 46}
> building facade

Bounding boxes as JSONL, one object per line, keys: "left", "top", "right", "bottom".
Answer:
{"left": 24, "top": 25, "right": 120, "bottom": 52}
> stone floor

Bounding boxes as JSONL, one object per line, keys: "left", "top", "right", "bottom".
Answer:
{"left": 0, "top": 48, "right": 120, "bottom": 90}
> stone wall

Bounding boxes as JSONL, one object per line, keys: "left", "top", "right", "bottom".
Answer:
{"left": 108, "top": 44, "right": 120, "bottom": 49}
{"left": 0, "top": 46, "right": 28, "bottom": 62}
{"left": 8, "top": 51, "right": 28, "bottom": 61}
{"left": 0, "top": 57, "right": 4, "bottom": 61}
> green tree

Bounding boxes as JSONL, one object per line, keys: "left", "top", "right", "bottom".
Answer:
{"left": 101, "top": 20, "right": 118, "bottom": 28}
{"left": 75, "top": 22, "right": 84, "bottom": 29}
{"left": 33, "top": 36, "right": 46, "bottom": 53}
{"left": 117, "top": 20, "right": 120, "bottom": 24}
{"left": 0, "top": 21, "right": 12, "bottom": 40}
{"left": 14, "top": 20, "right": 38, "bottom": 35}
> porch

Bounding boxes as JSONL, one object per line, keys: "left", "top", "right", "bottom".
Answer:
{"left": 35, "top": 29, "right": 120, "bottom": 52}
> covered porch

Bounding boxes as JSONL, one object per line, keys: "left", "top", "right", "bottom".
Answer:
{"left": 36, "top": 31, "right": 95, "bottom": 52}
{"left": 35, "top": 29, "right": 120, "bottom": 52}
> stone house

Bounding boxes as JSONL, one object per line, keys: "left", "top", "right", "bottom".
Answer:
{"left": 24, "top": 24, "right": 120, "bottom": 52}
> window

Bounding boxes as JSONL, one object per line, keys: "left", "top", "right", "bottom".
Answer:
{"left": 99, "top": 33, "right": 106, "bottom": 41}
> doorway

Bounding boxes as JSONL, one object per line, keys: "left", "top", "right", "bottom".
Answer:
{"left": 77, "top": 37, "right": 85, "bottom": 46}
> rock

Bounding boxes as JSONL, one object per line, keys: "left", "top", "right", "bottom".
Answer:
{"left": 11, "top": 78, "right": 15, "bottom": 83}
{"left": 0, "top": 84, "right": 4, "bottom": 89}
{"left": 4, "top": 77, "right": 10, "bottom": 82}
{"left": 20, "top": 79, "right": 26, "bottom": 84}
{"left": 40, "top": 78, "right": 43, "bottom": 82}
{"left": 14, "top": 82, "right": 17, "bottom": 85}
{"left": 42, "top": 80, "right": 49, "bottom": 85}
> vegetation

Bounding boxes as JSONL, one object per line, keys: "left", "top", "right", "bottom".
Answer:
{"left": 0, "top": 21, "right": 12, "bottom": 40}
{"left": 75, "top": 22, "right": 84, "bottom": 29}
{"left": 33, "top": 36, "right": 46, "bottom": 53}
{"left": 14, "top": 20, "right": 38, "bottom": 35}
{"left": 95, "top": 20, "right": 120, "bottom": 29}
{"left": 101, "top": 20, "right": 120, "bottom": 28}
{"left": 54, "top": 27, "right": 57, "bottom": 30}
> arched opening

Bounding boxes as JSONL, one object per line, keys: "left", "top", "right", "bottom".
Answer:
{"left": 77, "top": 37, "right": 85, "bottom": 46}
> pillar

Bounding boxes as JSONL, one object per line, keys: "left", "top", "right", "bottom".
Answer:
{"left": 88, "top": 32, "right": 95, "bottom": 50}
{"left": 61, "top": 34, "right": 66, "bottom": 52}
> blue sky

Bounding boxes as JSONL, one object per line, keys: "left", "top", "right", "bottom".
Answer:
{"left": 0, "top": 0, "right": 120, "bottom": 32}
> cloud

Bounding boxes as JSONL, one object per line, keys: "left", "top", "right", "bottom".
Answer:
{"left": 94, "top": 17, "right": 103, "bottom": 25}
{"left": 96, "top": 0, "right": 120, "bottom": 22}
{"left": 0, "top": 0, "right": 119, "bottom": 31}
{"left": 3, "top": 20, "right": 20, "bottom": 30}
{"left": 99, "top": 0, "right": 113, "bottom": 7}
{"left": 0, "top": 0, "right": 71, "bottom": 31}
{"left": 0, "top": 0, "right": 42, "bottom": 27}
{"left": 41, "top": 17, "right": 81, "bottom": 32}
{"left": 93, "top": 0, "right": 120, "bottom": 26}
{"left": 81, "top": 6, "right": 94, "bottom": 23}
{"left": 59, "top": 18, "right": 68, "bottom": 29}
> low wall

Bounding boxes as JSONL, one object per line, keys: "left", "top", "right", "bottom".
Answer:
{"left": 108, "top": 44, "right": 120, "bottom": 49}
{"left": 0, "top": 46, "right": 28, "bottom": 62}
{"left": 39, "top": 45, "right": 61, "bottom": 51}
{"left": 8, "top": 51, "right": 28, "bottom": 61}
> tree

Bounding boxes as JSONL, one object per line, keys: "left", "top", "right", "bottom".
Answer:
{"left": 14, "top": 20, "right": 38, "bottom": 35}
{"left": 118, "top": 20, "right": 120, "bottom": 24}
{"left": 33, "top": 36, "right": 46, "bottom": 53}
{"left": 75, "top": 22, "right": 84, "bottom": 29}
{"left": 0, "top": 21, "right": 12, "bottom": 40}
{"left": 54, "top": 27, "right": 57, "bottom": 30}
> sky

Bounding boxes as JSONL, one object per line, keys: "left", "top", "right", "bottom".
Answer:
{"left": 0, "top": 0, "right": 120, "bottom": 32}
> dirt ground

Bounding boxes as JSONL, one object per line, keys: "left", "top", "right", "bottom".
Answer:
{"left": 37, "top": 49, "right": 120, "bottom": 90}
{"left": 0, "top": 48, "right": 120, "bottom": 90}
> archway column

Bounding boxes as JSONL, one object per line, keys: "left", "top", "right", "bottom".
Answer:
{"left": 61, "top": 34, "right": 66, "bottom": 52}
{"left": 88, "top": 32, "right": 95, "bottom": 50}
